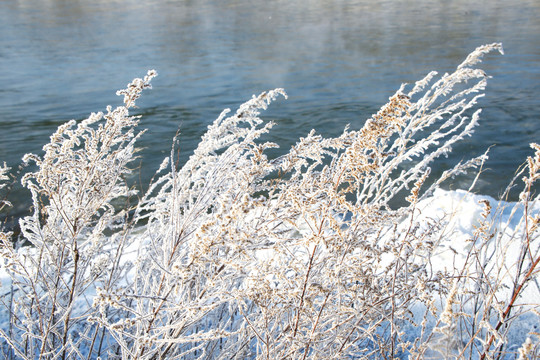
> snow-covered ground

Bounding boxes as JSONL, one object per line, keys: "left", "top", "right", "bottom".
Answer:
{"left": 416, "top": 189, "right": 539, "bottom": 297}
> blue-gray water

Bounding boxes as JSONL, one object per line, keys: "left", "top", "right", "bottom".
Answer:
{"left": 0, "top": 0, "right": 539, "bottom": 220}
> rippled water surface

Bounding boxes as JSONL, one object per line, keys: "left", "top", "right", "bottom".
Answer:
{"left": 1, "top": 0, "right": 539, "bottom": 217}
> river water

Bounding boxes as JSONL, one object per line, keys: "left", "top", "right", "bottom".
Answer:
{"left": 0, "top": 0, "right": 539, "bottom": 219}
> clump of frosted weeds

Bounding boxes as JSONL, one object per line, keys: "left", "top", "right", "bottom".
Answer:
{"left": 0, "top": 163, "right": 9, "bottom": 188}
{"left": 0, "top": 70, "right": 157, "bottom": 359}
{"left": 0, "top": 44, "right": 538, "bottom": 359}
{"left": 0, "top": 163, "right": 11, "bottom": 212}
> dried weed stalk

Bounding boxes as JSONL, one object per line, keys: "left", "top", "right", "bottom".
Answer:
{"left": 1, "top": 43, "right": 538, "bottom": 359}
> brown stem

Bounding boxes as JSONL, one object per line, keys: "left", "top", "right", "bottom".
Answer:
{"left": 61, "top": 243, "right": 79, "bottom": 360}
{"left": 293, "top": 244, "right": 318, "bottom": 338}
{"left": 479, "top": 253, "right": 540, "bottom": 360}
{"left": 301, "top": 291, "right": 330, "bottom": 360}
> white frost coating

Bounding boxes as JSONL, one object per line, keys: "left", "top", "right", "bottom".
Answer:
{"left": 1, "top": 45, "right": 538, "bottom": 359}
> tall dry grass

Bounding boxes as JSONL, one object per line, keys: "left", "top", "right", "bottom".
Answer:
{"left": 0, "top": 43, "right": 538, "bottom": 359}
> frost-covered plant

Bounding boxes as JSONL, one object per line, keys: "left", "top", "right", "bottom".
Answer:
{"left": 0, "top": 70, "right": 157, "bottom": 359}
{"left": 408, "top": 142, "right": 540, "bottom": 360}
{"left": 416, "top": 143, "right": 540, "bottom": 360}
{"left": 0, "top": 163, "right": 11, "bottom": 213}
{"left": 0, "top": 43, "right": 538, "bottom": 359}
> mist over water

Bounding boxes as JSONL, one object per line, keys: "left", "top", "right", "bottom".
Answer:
{"left": 0, "top": 0, "right": 539, "bottom": 218}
